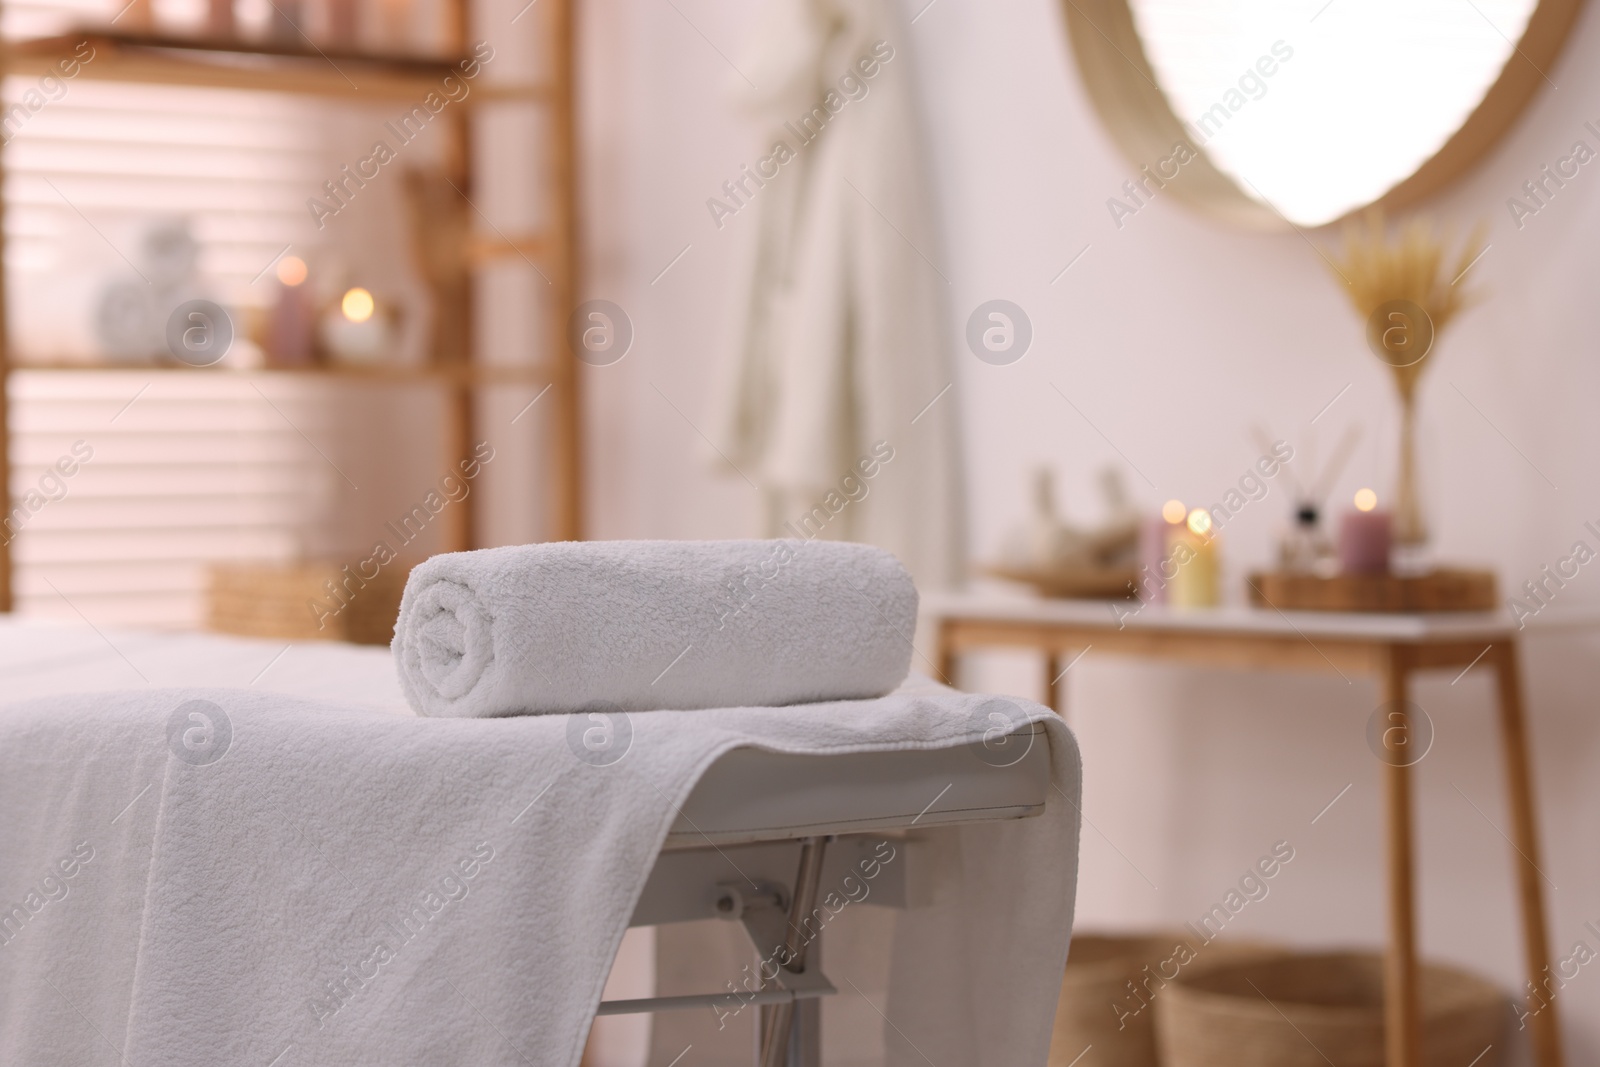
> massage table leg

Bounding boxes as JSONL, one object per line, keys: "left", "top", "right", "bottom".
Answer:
{"left": 759, "top": 836, "right": 829, "bottom": 1067}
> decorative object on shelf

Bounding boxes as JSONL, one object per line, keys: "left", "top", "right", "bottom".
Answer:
{"left": 327, "top": 0, "right": 360, "bottom": 47}
{"left": 986, "top": 563, "right": 1141, "bottom": 601}
{"left": 1337, "top": 487, "right": 1393, "bottom": 575}
{"left": 1256, "top": 423, "right": 1358, "bottom": 576}
{"left": 319, "top": 285, "right": 395, "bottom": 364}
{"left": 1246, "top": 567, "right": 1498, "bottom": 613}
{"left": 270, "top": 0, "right": 307, "bottom": 44}
{"left": 1138, "top": 499, "right": 1188, "bottom": 605}
{"left": 1168, "top": 507, "right": 1220, "bottom": 609}
{"left": 401, "top": 167, "right": 470, "bottom": 365}
{"left": 144, "top": 218, "right": 199, "bottom": 286}
{"left": 1279, "top": 504, "right": 1334, "bottom": 575}
{"left": 93, "top": 218, "right": 217, "bottom": 364}
{"left": 1010, "top": 467, "right": 1076, "bottom": 571}
{"left": 205, "top": 0, "right": 234, "bottom": 39}
{"left": 988, "top": 466, "right": 1142, "bottom": 599}
{"left": 120, "top": 0, "right": 155, "bottom": 32}
{"left": 94, "top": 279, "right": 162, "bottom": 362}
{"left": 374, "top": 0, "right": 417, "bottom": 52}
{"left": 265, "top": 255, "right": 316, "bottom": 367}
{"left": 1327, "top": 211, "right": 1486, "bottom": 572}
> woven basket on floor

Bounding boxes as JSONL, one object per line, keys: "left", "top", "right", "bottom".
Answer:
{"left": 1048, "top": 933, "right": 1276, "bottom": 1067}
{"left": 1155, "top": 951, "right": 1508, "bottom": 1067}
{"left": 206, "top": 561, "right": 410, "bottom": 646}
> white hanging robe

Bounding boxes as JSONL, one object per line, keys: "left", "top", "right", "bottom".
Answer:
{"left": 712, "top": 0, "right": 965, "bottom": 590}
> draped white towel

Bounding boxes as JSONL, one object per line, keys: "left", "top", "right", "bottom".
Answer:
{"left": 0, "top": 675, "right": 1080, "bottom": 1067}
{"left": 391, "top": 539, "right": 918, "bottom": 718}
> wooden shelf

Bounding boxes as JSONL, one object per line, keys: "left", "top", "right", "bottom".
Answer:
{"left": 2, "top": 31, "right": 551, "bottom": 101}
{"left": 0, "top": 0, "right": 583, "bottom": 614}
{"left": 469, "top": 233, "right": 551, "bottom": 263}
{"left": 5, "top": 359, "right": 553, "bottom": 385}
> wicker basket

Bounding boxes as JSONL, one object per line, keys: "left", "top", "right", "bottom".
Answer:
{"left": 1049, "top": 933, "right": 1276, "bottom": 1067}
{"left": 206, "top": 561, "right": 410, "bottom": 646}
{"left": 1156, "top": 951, "right": 1508, "bottom": 1067}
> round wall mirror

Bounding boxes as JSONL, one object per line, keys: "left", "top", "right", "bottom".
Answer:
{"left": 1062, "top": 0, "right": 1585, "bottom": 228}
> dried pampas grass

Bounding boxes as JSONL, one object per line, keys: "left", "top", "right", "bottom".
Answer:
{"left": 1328, "top": 210, "right": 1487, "bottom": 401}
{"left": 1326, "top": 210, "right": 1487, "bottom": 548}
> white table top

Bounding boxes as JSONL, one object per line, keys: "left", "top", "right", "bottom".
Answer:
{"left": 921, "top": 591, "right": 1600, "bottom": 643}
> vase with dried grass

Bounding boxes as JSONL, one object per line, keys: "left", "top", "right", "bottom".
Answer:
{"left": 1327, "top": 212, "right": 1485, "bottom": 569}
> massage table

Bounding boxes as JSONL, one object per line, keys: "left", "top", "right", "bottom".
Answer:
{"left": 0, "top": 617, "right": 1070, "bottom": 1067}
{"left": 614, "top": 720, "right": 1053, "bottom": 1065}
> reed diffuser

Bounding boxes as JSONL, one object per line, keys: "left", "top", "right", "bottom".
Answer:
{"left": 1327, "top": 211, "right": 1485, "bottom": 563}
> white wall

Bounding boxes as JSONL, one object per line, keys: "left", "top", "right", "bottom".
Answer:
{"left": 577, "top": 0, "right": 1600, "bottom": 1059}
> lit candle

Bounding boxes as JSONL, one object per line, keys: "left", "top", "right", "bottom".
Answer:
{"left": 1138, "top": 499, "right": 1188, "bottom": 604}
{"left": 265, "top": 256, "right": 314, "bottom": 368}
{"left": 1338, "top": 488, "right": 1392, "bottom": 575}
{"left": 1169, "top": 507, "right": 1221, "bottom": 608}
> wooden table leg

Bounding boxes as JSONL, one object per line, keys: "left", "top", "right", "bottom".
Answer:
{"left": 1382, "top": 651, "right": 1423, "bottom": 1067}
{"left": 1043, "top": 653, "right": 1063, "bottom": 713}
{"left": 1492, "top": 641, "right": 1565, "bottom": 1067}
{"left": 935, "top": 620, "right": 959, "bottom": 690}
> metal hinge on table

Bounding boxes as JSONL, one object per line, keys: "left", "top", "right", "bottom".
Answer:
{"left": 595, "top": 839, "right": 836, "bottom": 1019}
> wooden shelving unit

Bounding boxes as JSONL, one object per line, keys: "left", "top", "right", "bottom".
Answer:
{"left": 0, "top": 6, "right": 583, "bottom": 612}
{"left": 5, "top": 30, "right": 482, "bottom": 96}
{"left": 6, "top": 360, "right": 555, "bottom": 383}
{"left": 2, "top": 30, "right": 554, "bottom": 99}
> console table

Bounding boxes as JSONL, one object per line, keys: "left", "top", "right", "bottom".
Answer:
{"left": 924, "top": 592, "right": 1565, "bottom": 1067}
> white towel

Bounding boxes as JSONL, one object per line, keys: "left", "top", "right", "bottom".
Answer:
{"left": 0, "top": 677, "right": 1081, "bottom": 1067}
{"left": 391, "top": 539, "right": 918, "bottom": 718}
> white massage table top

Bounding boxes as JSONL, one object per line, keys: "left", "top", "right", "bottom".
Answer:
{"left": 1, "top": 617, "right": 1052, "bottom": 849}
{"left": 0, "top": 616, "right": 410, "bottom": 710}
{"left": 667, "top": 723, "right": 1051, "bottom": 847}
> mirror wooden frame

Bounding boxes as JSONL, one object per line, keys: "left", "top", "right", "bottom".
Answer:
{"left": 1060, "top": 0, "right": 1588, "bottom": 229}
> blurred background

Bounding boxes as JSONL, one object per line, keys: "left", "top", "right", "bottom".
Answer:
{"left": 5, "top": 0, "right": 1600, "bottom": 1062}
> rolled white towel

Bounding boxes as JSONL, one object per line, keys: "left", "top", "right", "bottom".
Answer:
{"left": 391, "top": 539, "right": 918, "bottom": 717}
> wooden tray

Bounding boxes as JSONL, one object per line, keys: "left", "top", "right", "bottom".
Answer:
{"left": 1246, "top": 568, "right": 1498, "bottom": 613}
{"left": 986, "top": 564, "right": 1139, "bottom": 600}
